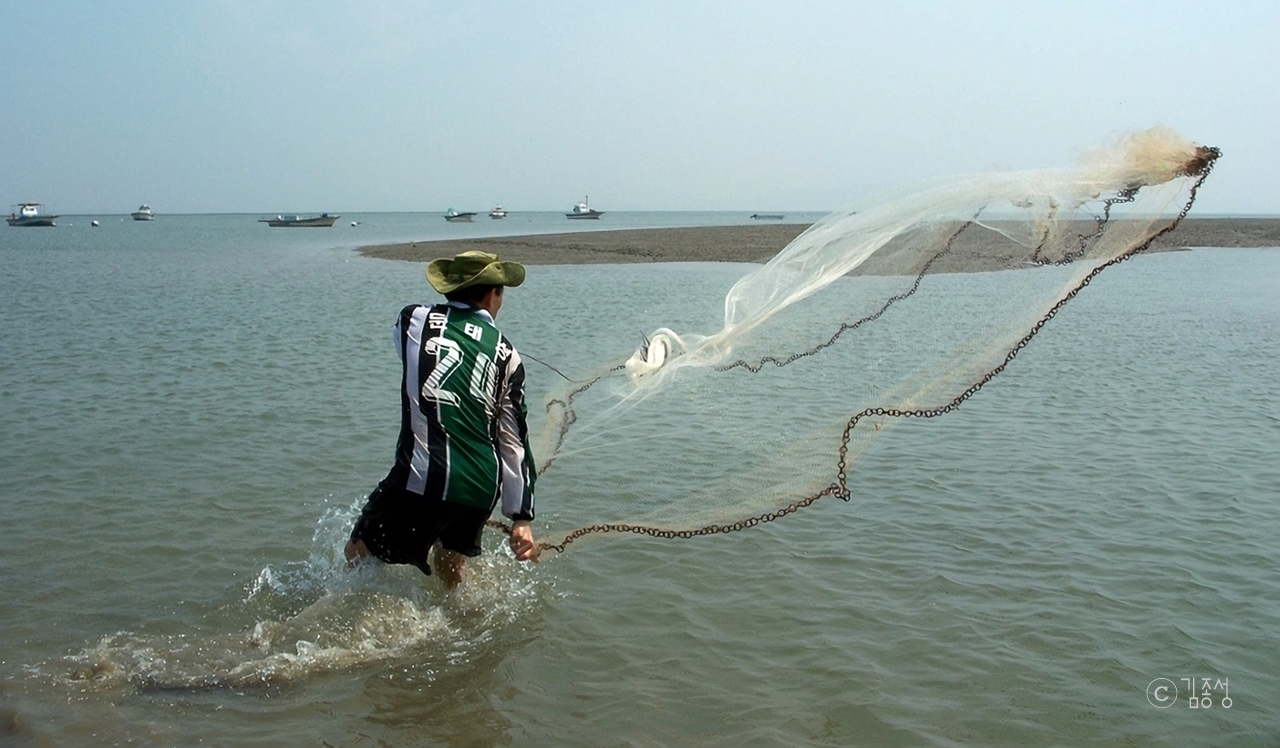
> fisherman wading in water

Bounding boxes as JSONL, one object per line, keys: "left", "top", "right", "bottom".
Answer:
{"left": 345, "top": 251, "right": 538, "bottom": 587}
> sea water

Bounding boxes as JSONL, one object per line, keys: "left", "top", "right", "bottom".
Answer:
{"left": 0, "top": 214, "right": 1277, "bottom": 746}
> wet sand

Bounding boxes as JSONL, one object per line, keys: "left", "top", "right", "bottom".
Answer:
{"left": 358, "top": 217, "right": 1279, "bottom": 267}
{"left": 359, "top": 224, "right": 811, "bottom": 265}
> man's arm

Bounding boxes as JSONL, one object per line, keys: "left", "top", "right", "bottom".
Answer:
{"left": 495, "top": 348, "right": 537, "bottom": 561}
{"left": 495, "top": 350, "right": 536, "bottom": 522}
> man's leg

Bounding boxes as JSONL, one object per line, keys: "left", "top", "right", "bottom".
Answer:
{"left": 344, "top": 538, "right": 371, "bottom": 564}
{"left": 431, "top": 543, "right": 467, "bottom": 589}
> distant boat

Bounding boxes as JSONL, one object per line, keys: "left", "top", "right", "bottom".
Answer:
{"left": 131, "top": 204, "right": 155, "bottom": 221}
{"left": 444, "top": 208, "right": 477, "bottom": 223}
{"left": 750, "top": 213, "right": 785, "bottom": 220}
{"left": 566, "top": 196, "right": 603, "bottom": 219}
{"left": 7, "top": 202, "right": 57, "bottom": 227}
{"left": 488, "top": 205, "right": 507, "bottom": 219}
{"left": 259, "top": 213, "right": 339, "bottom": 227}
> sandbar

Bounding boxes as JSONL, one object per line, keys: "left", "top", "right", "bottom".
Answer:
{"left": 358, "top": 217, "right": 1279, "bottom": 268}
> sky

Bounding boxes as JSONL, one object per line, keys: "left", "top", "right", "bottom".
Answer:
{"left": 2, "top": 1, "right": 1276, "bottom": 215}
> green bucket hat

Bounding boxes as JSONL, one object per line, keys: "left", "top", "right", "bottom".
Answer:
{"left": 426, "top": 250, "right": 526, "bottom": 294}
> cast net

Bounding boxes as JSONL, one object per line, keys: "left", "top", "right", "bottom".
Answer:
{"left": 521, "top": 126, "right": 1220, "bottom": 555}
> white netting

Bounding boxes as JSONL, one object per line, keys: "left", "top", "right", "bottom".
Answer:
{"left": 529, "top": 126, "right": 1219, "bottom": 552}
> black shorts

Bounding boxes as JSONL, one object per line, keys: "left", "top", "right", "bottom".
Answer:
{"left": 349, "top": 480, "right": 493, "bottom": 575}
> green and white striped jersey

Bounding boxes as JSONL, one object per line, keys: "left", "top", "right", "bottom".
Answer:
{"left": 383, "top": 302, "right": 536, "bottom": 520}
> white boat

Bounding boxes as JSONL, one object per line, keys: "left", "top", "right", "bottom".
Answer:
{"left": 566, "top": 196, "right": 604, "bottom": 219}
{"left": 7, "top": 202, "right": 57, "bottom": 227}
{"left": 131, "top": 204, "right": 155, "bottom": 221}
{"left": 489, "top": 205, "right": 507, "bottom": 219}
{"left": 445, "top": 208, "right": 477, "bottom": 223}
{"left": 259, "top": 213, "right": 340, "bottom": 227}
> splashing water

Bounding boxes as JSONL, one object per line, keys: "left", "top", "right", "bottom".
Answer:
{"left": 56, "top": 501, "right": 542, "bottom": 692}
{"left": 533, "top": 126, "right": 1220, "bottom": 553}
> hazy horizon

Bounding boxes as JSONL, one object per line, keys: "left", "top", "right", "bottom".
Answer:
{"left": 3, "top": 1, "right": 1276, "bottom": 215}
{"left": 21, "top": 209, "right": 1280, "bottom": 219}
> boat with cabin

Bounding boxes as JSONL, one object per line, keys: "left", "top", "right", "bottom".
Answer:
{"left": 131, "top": 204, "right": 155, "bottom": 221}
{"left": 7, "top": 203, "right": 58, "bottom": 227}
{"left": 259, "top": 213, "right": 339, "bottom": 227}
{"left": 566, "top": 196, "right": 603, "bottom": 219}
{"left": 489, "top": 205, "right": 507, "bottom": 219}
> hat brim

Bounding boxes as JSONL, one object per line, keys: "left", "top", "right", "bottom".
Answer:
{"left": 426, "top": 258, "right": 526, "bottom": 294}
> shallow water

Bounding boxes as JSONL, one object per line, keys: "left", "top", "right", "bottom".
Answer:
{"left": 1, "top": 215, "right": 1277, "bottom": 746}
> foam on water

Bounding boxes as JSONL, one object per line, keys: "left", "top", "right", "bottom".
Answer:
{"left": 48, "top": 502, "right": 542, "bottom": 692}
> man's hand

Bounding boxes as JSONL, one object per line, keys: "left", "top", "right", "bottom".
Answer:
{"left": 509, "top": 520, "right": 538, "bottom": 562}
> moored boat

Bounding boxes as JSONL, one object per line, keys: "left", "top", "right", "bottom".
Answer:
{"left": 750, "top": 213, "right": 785, "bottom": 220}
{"left": 131, "top": 204, "right": 155, "bottom": 221}
{"left": 489, "top": 205, "right": 507, "bottom": 219}
{"left": 445, "top": 209, "right": 477, "bottom": 223}
{"left": 566, "top": 196, "right": 603, "bottom": 219}
{"left": 7, "top": 202, "right": 58, "bottom": 227}
{"left": 259, "top": 213, "right": 339, "bottom": 227}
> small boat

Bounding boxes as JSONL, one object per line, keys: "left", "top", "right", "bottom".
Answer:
{"left": 444, "top": 209, "right": 477, "bottom": 223}
{"left": 488, "top": 205, "right": 507, "bottom": 219}
{"left": 131, "top": 204, "right": 155, "bottom": 221}
{"left": 750, "top": 213, "right": 785, "bottom": 220}
{"left": 259, "top": 213, "right": 339, "bottom": 227}
{"left": 7, "top": 202, "right": 58, "bottom": 227}
{"left": 566, "top": 196, "right": 603, "bottom": 219}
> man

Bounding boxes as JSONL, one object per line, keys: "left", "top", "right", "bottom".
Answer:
{"left": 345, "top": 250, "right": 538, "bottom": 587}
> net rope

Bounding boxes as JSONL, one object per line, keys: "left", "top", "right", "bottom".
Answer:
{"left": 492, "top": 128, "right": 1220, "bottom": 556}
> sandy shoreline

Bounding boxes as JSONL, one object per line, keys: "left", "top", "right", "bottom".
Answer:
{"left": 357, "top": 217, "right": 1279, "bottom": 267}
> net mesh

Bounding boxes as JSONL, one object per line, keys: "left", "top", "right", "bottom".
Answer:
{"left": 519, "top": 126, "right": 1220, "bottom": 554}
